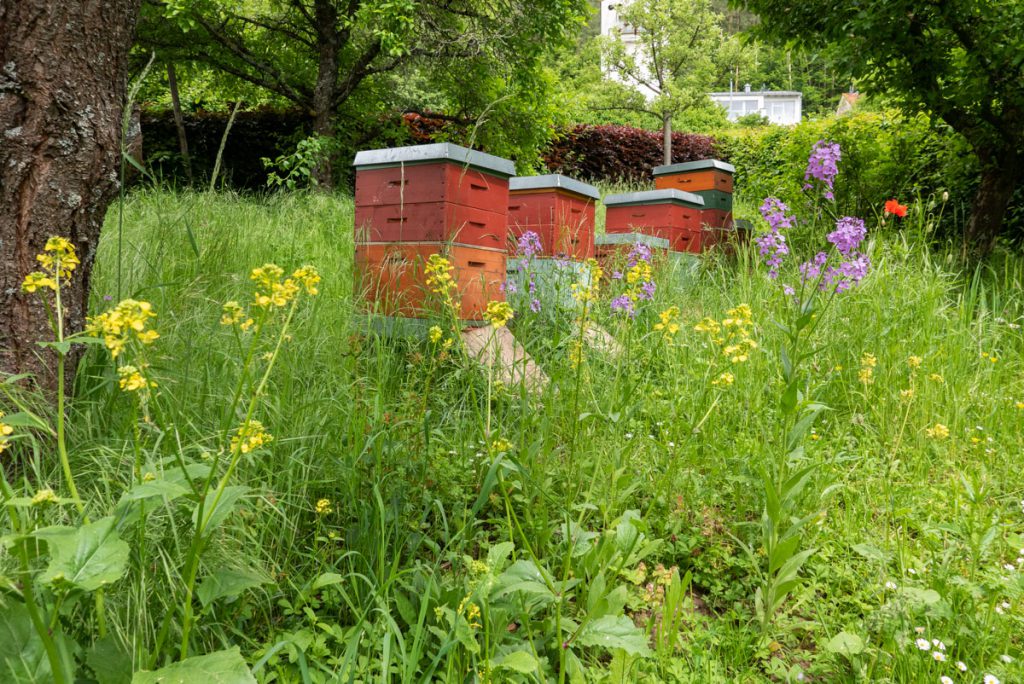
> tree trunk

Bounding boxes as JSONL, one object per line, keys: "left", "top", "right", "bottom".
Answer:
{"left": 662, "top": 112, "right": 672, "bottom": 166}
{"left": 166, "top": 62, "right": 193, "bottom": 185}
{"left": 963, "top": 147, "right": 1021, "bottom": 260}
{"left": 310, "top": 0, "right": 340, "bottom": 190}
{"left": 0, "top": 0, "right": 142, "bottom": 388}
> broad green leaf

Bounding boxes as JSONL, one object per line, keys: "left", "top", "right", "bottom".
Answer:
{"left": 132, "top": 647, "right": 256, "bottom": 684}
{"left": 86, "top": 636, "right": 132, "bottom": 684}
{"left": 825, "top": 631, "right": 865, "bottom": 656}
{"left": 122, "top": 480, "right": 191, "bottom": 503}
{"left": 851, "top": 543, "right": 890, "bottom": 562}
{"left": 0, "top": 602, "right": 52, "bottom": 683}
{"left": 486, "top": 541, "right": 515, "bottom": 570}
{"left": 36, "top": 517, "right": 129, "bottom": 591}
{"left": 198, "top": 568, "right": 271, "bottom": 607}
{"left": 494, "top": 560, "right": 555, "bottom": 603}
{"left": 311, "top": 572, "right": 345, "bottom": 591}
{"left": 577, "top": 615, "right": 651, "bottom": 656}
{"left": 900, "top": 587, "right": 941, "bottom": 606}
{"left": 488, "top": 650, "right": 539, "bottom": 673}
{"left": 780, "top": 379, "right": 799, "bottom": 415}
{"left": 193, "top": 486, "right": 248, "bottom": 534}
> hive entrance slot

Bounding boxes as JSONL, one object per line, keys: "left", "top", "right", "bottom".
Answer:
{"left": 467, "top": 260, "right": 486, "bottom": 268}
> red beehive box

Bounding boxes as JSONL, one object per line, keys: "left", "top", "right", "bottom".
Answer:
{"left": 507, "top": 175, "right": 599, "bottom": 260}
{"left": 352, "top": 143, "right": 516, "bottom": 249}
{"left": 594, "top": 233, "right": 670, "bottom": 263}
{"left": 653, "top": 159, "right": 735, "bottom": 193}
{"left": 354, "top": 242, "right": 505, "bottom": 321}
{"left": 603, "top": 190, "right": 705, "bottom": 253}
{"left": 701, "top": 208, "right": 733, "bottom": 231}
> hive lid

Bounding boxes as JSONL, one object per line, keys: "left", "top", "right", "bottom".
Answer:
{"left": 353, "top": 142, "right": 516, "bottom": 177}
{"left": 603, "top": 189, "right": 705, "bottom": 208}
{"left": 594, "top": 233, "right": 670, "bottom": 249}
{"left": 652, "top": 159, "right": 735, "bottom": 176}
{"left": 509, "top": 174, "right": 600, "bottom": 200}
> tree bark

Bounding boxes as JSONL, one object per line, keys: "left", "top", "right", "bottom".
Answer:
{"left": 963, "top": 147, "right": 1021, "bottom": 260}
{"left": 0, "top": 0, "right": 142, "bottom": 387}
{"left": 662, "top": 112, "right": 672, "bottom": 166}
{"left": 166, "top": 62, "right": 193, "bottom": 185}
{"left": 310, "top": 0, "right": 340, "bottom": 190}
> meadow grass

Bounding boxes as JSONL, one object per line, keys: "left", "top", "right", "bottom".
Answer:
{"left": 3, "top": 187, "right": 1023, "bottom": 683}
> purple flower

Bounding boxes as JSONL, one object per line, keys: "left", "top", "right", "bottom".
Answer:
{"left": 825, "top": 252, "right": 870, "bottom": 292}
{"left": 759, "top": 197, "right": 795, "bottom": 232}
{"left": 639, "top": 280, "right": 656, "bottom": 301}
{"left": 530, "top": 298, "right": 541, "bottom": 313}
{"left": 501, "top": 278, "right": 517, "bottom": 294}
{"left": 611, "top": 270, "right": 623, "bottom": 280}
{"left": 517, "top": 231, "right": 543, "bottom": 259}
{"left": 754, "top": 229, "right": 789, "bottom": 279}
{"left": 627, "top": 243, "right": 652, "bottom": 267}
{"left": 799, "top": 251, "right": 829, "bottom": 283}
{"left": 610, "top": 295, "right": 635, "bottom": 317}
{"left": 528, "top": 275, "right": 537, "bottom": 295}
{"left": 783, "top": 285, "right": 795, "bottom": 296}
{"left": 827, "top": 216, "right": 867, "bottom": 256}
{"left": 804, "top": 140, "right": 841, "bottom": 199}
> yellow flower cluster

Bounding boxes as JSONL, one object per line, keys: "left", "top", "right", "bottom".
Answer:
{"left": 231, "top": 420, "right": 273, "bottom": 454}
{"left": 907, "top": 355, "right": 923, "bottom": 369}
{"left": 117, "top": 365, "right": 156, "bottom": 393}
{"left": 483, "top": 300, "right": 514, "bottom": 329}
{"left": 0, "top": 412, "right": 13, "bottom": 453}
{"left": 21, "top": 236, "right": 79, "bottom": 293}
{"left": 571, "top": 259, "right": 603, "bottom": 304}
{"left": 220, "top": 300, "right": 253, "bottom": 330}
{"left": 859, "top": 352, "right": 876, "bottom": 385}
{"left": 86, "top": 299, "right": 159, "bottom": 358}
{"left": 712, "top": 371, "right": 735, "bottom": 386}
{"left": 695, "top": 304, "right": 757, "bottom": 364}
{"left": 925, "top": 423, "right": 950, "bottom": 440}
{"left": 654, "top": 306, "right": 680, "bottom": 340}
{"left": 425, "top": 254, "right": 454, "bottom": 295}
{"left": 489, "top": 438, "right": 514, "bottom": 454}
{"left": 31, "top": 488, "right": 59, "bottom": 506}
{"left": 428, "top": 325, "right": 443, "bottom": 343}
{"left": 251, "top": 264, "right": 298, "bottom": 308}
{"left": 315, "top": 498, "right": 332, "bottom": 515}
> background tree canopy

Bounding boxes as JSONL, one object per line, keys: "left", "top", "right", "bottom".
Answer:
{"left": 738, "top": 0, "right": 1024, "bottom": 257}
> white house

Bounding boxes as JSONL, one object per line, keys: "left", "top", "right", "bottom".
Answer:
{"left": 708, "top": 86, "right": 802, "bottom": 125}
{"left": 599, "top": 1, "right": 659, "bottom": 99}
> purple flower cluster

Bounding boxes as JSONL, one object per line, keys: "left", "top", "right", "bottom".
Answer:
{"left": 639, "top": 280, "right": 656, "bottom": 300}
{"left": 803, "top": 140, "right": 841, "bottom": 200}
{"left": 799, "top": 252, "right": 828, "bottom": 283}
{"left": 627, "top": 243, "right": 652, "bottom": 267}
{"left": 824, "top": 252, "right": 870, "bottom": 292}
{"left": 755, "top": 197, "right": 793, "bottom": 279}
{"left": 827, "top": 216, "right": 866, "bottom": 256}
{"left": 517, "top": 231, "right": 543, "bottom": 259}
{"left": 610, "top": 295, "right": 635, "bottom": 317}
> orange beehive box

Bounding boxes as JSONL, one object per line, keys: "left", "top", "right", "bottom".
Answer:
{"left": 653, "top": 159, "right": 735, "bottom": 193}
{"left": 603, "top": 189, "right": 705, "bottom": 253}
{"left": 354, "top": 242, "right": 505, "bottom": 321}
{"left": 352, "top": 143, "right": 516, "bottom": 249}
{"left": 507, "top": 175, "right": 599, "bottom": 260}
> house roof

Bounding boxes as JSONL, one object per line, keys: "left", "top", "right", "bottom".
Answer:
{"left": 708, "top": 91, "right": 802, "bottom": 98}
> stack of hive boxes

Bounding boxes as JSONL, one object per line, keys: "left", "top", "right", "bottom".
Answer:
{"left": 505, "top": 174, "right": 599, "bottom": 307}
{"left": 599, "top": 189, "right": 706, "bottom": 258}
{"left": 353, "top": 143, "right": 515, "bottom": 323}
{"left": 652, "top": 160, "right": 736, "bottom": 250}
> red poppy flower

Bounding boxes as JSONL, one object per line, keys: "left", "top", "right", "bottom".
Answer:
{"left": 884, "top": 199, "right": 908, "bottom": 217}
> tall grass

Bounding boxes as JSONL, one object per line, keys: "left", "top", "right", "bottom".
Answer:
{"left": 3, "top": 187, "right": 1022, "bottom": 682}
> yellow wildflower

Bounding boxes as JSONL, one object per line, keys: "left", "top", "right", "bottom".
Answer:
{"left": 442, "top": 337, "right": 454, "bottom": 350}
{"left": 424, "top": 254, "right": 454, "bottom": 295}
{"left": 37, "top": 237, "right": 79, "bottom": 278}
{"left": 251, "top": 263, "right": 301, "bottom": 309}
{"left": 315, "top": 498, "right": 332, "bottom": 515}
{"left": 31, "top": 488, "right": 59, "bottom": 506}
{"left": 654, "top": 306, "right": 680, "bottom": 339}
{"left": 464, "top": 602, "right": 482, "bottom": 629}
{"left": 900, "top": 388, "right": 915, "bottom": 401}
{"left": 858, "top": 368, "right": 874, "bottom": 385}
{"left": 21, "top": 271, "right": 57, "bottom": 293}
{"left": 221, "top": 301, "right": 245, "bottom": 326}
{"left": 428, "top": 325, "right": 443, "bottom": 343}
{"left": 860, "top": 352, "right": 876, "bottom": 368}
{"left": 925, "top": 423, "right": 950, "bottom": 440}
{"left": 292, "top": 265, "right": 321, "bottom": 296}
{"left": 712, "top": 371, "right": 735, "bottom": 386}
{"left": 928, "top": 373, "right": 944, "bottom": 384}
{"left": 230, "top": 420, "right": 273, "bottom": 454}
{"left": 117, "top": 365, "right": 156, "bottom": 392}
{"left": 568, "top": 340, "right": 584, "bottom": 368}
{"left": 1014, "top": 401, "right": 1024, "bottom": 410}
{"left": 693, "top": 317, "right": 721, "bottom": 336}
{"left": 490, "top": 438, "right": 514, "bottom": 454}
{"left": 483, "top": 301, "right": 514, "bottom": 329}
{"left": 0, "top": 412, "right": 13, "bottom": 453}
{"left": 86, "top": 299, "right": 159, "bottom": 358}
{"left": 907, "top": 355, "right": 922, "bottom": 368}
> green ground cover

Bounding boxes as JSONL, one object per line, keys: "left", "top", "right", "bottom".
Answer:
{"left": 2, "top": 186, "right": 1023, "bottom": 683}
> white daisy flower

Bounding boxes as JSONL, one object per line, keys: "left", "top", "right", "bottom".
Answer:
{"left": 940, "top": 677, "right": 953, "bottom": 684}
{"left": 885, "top": 581, "right": 898, "bottom": 590}
{"left": 932, "top": 651, "right": 946, "bottom": 662}
{"left": 916, "top": 638, "right": 931, "bottom": 650}
{"left": 1000, "top": 654, "right": 1012, "bottom": 663}
{"left": 983, "top": 675, "right": 1000, "bottom": 684}
{"left": 956, "top": 661, "right": 967, "bottom": 671}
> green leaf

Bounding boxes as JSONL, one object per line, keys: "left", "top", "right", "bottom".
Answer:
{"left": 198, "top": 568, "right": 271, "bottom": 607}
{"left": 851, "top": 543, "right": 890, "bottom": 563}
{"left": 122, "top": 480, "right": 191, "bottom": 503}
{"left": 825, "top": 631, "right": 865, "bottom": 656}
{"left": 193, "top": 486, "right": 248, "bottom": 534}
{"left": 577, "top": 615, "right": 651, "bottom": 656}
{"left": 780, "top": 379, "right": 799, "bottom": 415}
{"left": 86, "top": 636, "right": 132, "bottom": 684}
{"left": 36, "top": 517, "right": 129, "bottom": 591}
{"left": 488, "top": 650, "right": 540, "bottom": 673}
{"left": 311, "top": 572, "right": 345, "bottom": 591}
{"left": 0, "top": 602, "right": 61, "bottom": 683}
{"left": 132, "top": 647, "right": 256, "bottom": 684}
{"left": 900, "top": 587, "right": 941, "bottom": 606}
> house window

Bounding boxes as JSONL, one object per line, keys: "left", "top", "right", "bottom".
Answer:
{"left": 725, "top": 99, "right": 760, "bottom": 119}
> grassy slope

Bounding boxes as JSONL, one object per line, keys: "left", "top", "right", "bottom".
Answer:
{"left": 63, "top": 189, "right": 1024, "bottom": 680}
